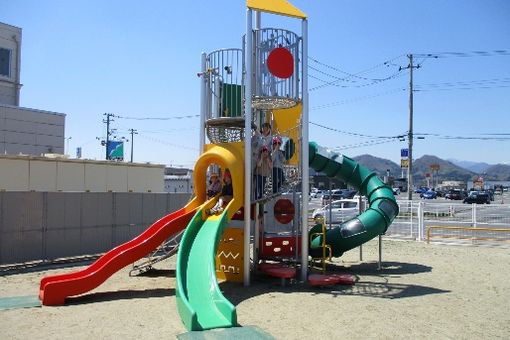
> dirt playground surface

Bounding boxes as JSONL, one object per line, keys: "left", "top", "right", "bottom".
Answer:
{"left": 1, "top": 239, "right": 509, "bottom": 339}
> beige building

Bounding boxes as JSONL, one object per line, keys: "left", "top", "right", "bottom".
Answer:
{"left": 0, "top": 154, "right": 164, "bottom": 192}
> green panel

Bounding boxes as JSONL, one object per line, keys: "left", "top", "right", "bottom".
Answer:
{"left": 221, "top": 84, "right": 243, "bottom": 117}
{"left": 177, "top": 325, "right": 275, "bottom": 340}
{"left": 0, "top": 295, "right": 41, "bottom": 310}
{"left": 176, "top": 208, "right": 237, "bottom": 331}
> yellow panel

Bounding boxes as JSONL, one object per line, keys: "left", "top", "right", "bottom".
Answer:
{"left": 216, "top": 228, "right": 244, "bottom": 282}
{"left": 273, "top": 103, "right": 302, "bottom": 165}
{"left": 247, "top": 0, "right": 307, "bottom": 19}
{"left": 194, "top": 142, "right": 245, "bottom": 220}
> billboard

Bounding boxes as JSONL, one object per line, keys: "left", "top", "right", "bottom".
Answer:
{"left": 107, "top": 141, "right": 124, "bottom": 161}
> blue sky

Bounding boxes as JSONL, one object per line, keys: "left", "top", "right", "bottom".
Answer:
{"left": 2, "top": 0, "right": 509, "bottom": 168}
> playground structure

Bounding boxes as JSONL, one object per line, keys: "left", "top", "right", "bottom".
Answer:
{"left": 38, "top": 0, "right": 398, "bottom": 335}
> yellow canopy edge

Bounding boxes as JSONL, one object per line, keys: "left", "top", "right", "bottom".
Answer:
{"left": 247, "top": 0, "right": 307, "bottom": 19}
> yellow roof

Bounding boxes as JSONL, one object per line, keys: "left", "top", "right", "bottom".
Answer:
{"left": 247, "top": 0, "right": 307, "bottom": 19}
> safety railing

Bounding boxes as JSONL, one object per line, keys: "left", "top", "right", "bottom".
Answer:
{"left": 426, "top": 225, "right": 510, "bottom": 244}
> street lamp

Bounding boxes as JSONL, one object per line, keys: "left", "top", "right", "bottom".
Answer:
{"left": 66, "top": 137, "right": 72, "bottom": 156}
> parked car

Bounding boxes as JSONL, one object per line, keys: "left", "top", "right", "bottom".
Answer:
{"left": 312, "top": 199, "right": 361, "bottom": 224}
{"left": 414, "top": 187, "right": 429, "bottom": 194}
{"left": 435, "top": 189, "right": 446, "bottom": 197}
{"left": 463, "top": 191, "right": 490, "bottom": 204}
{"left": 445, "top": 189, "right": 466, "bottom": 200}
{"left": 321, "top": 192, "right": 343, "bottom": 206}
{"left": 392, "top": 187, "right": 400, "bottom": 195}
{"left": 421, "top": 190, "right": 437, "bottom": 199}
{"left": 486, "top": 189, "right": 495, "bottom": 201}
{"left": 321, "top": 189, "right": 357, "bottom": 206}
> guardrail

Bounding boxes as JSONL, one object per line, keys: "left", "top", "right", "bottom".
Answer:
{"left": 426, "top": 225, "right": 510, "bottom": 244}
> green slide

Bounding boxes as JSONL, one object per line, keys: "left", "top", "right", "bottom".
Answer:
{"left": 176, "top": 208, "right": 237, "bottom": 331}
{"left": 308, "top": 142, "right": 399, "bottom": 257}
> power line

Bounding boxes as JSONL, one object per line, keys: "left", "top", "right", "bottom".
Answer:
{"left": 310, "top": 121, "right": 403, "bottom": 139}
{"left": 332, "top": 137, "right": 399, "bottom": 151}
{"left": 414, "top": 77, "right": 510, "bottom": 92}
{"left": 310, "top": 88, "right": 405, "bottom": 110}
{"left": 117, "top": 114, "right": 200, "bottom": 120}
{"left": 138, "top": 134, "right": 198, "bottom": 151}
{"left": 308, "top": 55, "right": 407, "bottom": 91}
{"left": 414, "top": 50, "right": 510, "bottom": 59}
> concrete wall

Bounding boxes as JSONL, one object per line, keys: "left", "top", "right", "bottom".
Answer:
{"left": 0, "top": 155, "right": 165, "bottom": 192}
{"left": 0, "top": 192, "right": 192, "bottom": 264}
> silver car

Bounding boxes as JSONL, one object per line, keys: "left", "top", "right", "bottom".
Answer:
{"left": 312, "top": 199, "right": 361, "bottom": 224}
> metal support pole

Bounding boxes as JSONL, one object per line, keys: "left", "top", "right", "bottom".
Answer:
{"left": 300, "top": 18, "right": 310, "bottom": 282}
{"left": 129, "top": 128, "right": 138, "bottom": 163}
{"left": 378, "top": 235, "right": 382, "bottom": 270}
{"left": 406, "top": 54, "right": 414, "bottom": 200}
{"left": 243, "top": 8, "right": 253, "bottom": 286}
{"left": 199, "top": 52, "right": 207, "bottom": 154}
{"left": 253, "top": 202, "right": 260, "bottom": 273}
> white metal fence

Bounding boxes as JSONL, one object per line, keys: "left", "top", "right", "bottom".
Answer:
{"left": 387, "top": 199, "right": 510, "bottom": 245}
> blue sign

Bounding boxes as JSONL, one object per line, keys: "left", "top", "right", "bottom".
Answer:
{"left": 107, "top": 141, "right": 124, "bottom": 160}
{"left": 401, "top": 148, "right": 409, "bottom": 158}
{"left": 76, "top": 147, "right": 82, "bottom": 159}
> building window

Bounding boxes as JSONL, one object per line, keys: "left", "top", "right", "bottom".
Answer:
{"left": 0, "top": 48, "right": 11, "bottom": 77}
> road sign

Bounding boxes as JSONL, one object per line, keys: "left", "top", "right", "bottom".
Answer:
{"left": 401, "top": 148, "right": 409, "bottom": 158}
{"left": 400, "top": 159, "right": 409, "bottom": 168}
{"left": 107, "top": 141, "right": 124, "bottom": 161}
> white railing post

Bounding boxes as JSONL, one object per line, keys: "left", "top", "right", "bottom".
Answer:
{"left": 418, "top": 201, "right": 424, "bottom": 241}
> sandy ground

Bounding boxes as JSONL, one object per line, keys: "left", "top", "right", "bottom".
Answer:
{"left": 1, "top": 239, "right": 509, "bottom": 339}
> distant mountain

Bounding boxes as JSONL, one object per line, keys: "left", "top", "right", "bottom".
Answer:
{"left": 448, "top": 159, "right": 492, "bottom": 173}
{"left": 413, "top": 155, "right": 476, "bottom": 184}
{"left": 484, "top": 164, "right": 510, "bottom": 181}
{"left": 352, "top": 154, "right": 401, "bottom": 178}
{"left": 350, "top": 154, "right": 509, "bottom": 183}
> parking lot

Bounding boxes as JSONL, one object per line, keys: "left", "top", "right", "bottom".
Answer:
{"left": 308, "top": 189, "right": 510, "bottom": 245}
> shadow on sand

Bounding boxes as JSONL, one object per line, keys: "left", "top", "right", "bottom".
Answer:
{"left": 26, "top": 260, "right": 447, "bottom": 307}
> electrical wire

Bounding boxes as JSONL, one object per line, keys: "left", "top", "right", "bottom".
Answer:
{"left": 308, "top": 55, "right": 407, "bottom": 91}
{"left": 138, "top": 134, "right": 199, "bottom": 151}
{"left": 414, "top": 50, "right": 510, "bottom": 59}
{"left": 310, "top": 121, "right": 404, "bottom": 139}
{"left": 116, "top": 114, "right": 200, "bottom": 120}
{"left": 332, "top": 137, "right": 400, "bottom": 151}
{"left": 311, "top": 88, "right": 406, "bottom": 110}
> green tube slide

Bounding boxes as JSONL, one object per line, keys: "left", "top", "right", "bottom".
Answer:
{"left": 176, "top": 208, "right": 237, "bottom": 331}
{"left": 308, "top": 142, "right": 399, "bottom": 257}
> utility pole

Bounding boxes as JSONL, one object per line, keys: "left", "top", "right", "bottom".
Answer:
{"left": 407, "top": 54, "right": 414, "bottom": 200}
{"left": 129, "top": 128, "right": 138, "bottom": 163}
{"left": 400, "top": 54, "right": 420, "bottom": 200}
{"left": 103, "top": 113, "right": 115, "bottom": 160}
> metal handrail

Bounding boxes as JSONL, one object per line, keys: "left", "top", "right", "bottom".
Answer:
{"left": 426, "top": 225, "right": 510, "bottom": 244}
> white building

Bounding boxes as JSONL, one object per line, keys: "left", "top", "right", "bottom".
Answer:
{"left": 164, "top": 167, "right": 194, "bottom": 193}
{"left": 0, "top": 22, "right": 65, "bottom": 156}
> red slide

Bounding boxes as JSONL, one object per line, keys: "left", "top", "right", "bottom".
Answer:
{"left": 39, "top": 204, "right": 198, "bottom": 305}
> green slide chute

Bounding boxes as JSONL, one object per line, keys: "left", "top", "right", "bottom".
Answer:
{"left": 309, "top": 142, "right": 399, "bottom": 257}
{"left": 176, "top": 208, "right": 237, "bottom": 331}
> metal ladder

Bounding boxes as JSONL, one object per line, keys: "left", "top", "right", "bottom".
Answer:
{"left": 129, "top": 229, "right": 185, "bottom": 276}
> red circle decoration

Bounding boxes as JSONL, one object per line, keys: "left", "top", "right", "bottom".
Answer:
{"left": 267, "top": 47, "right": 294, "bottom": 79}
{"left": 273, "top": 198, "right": 295, "bottom": 224}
